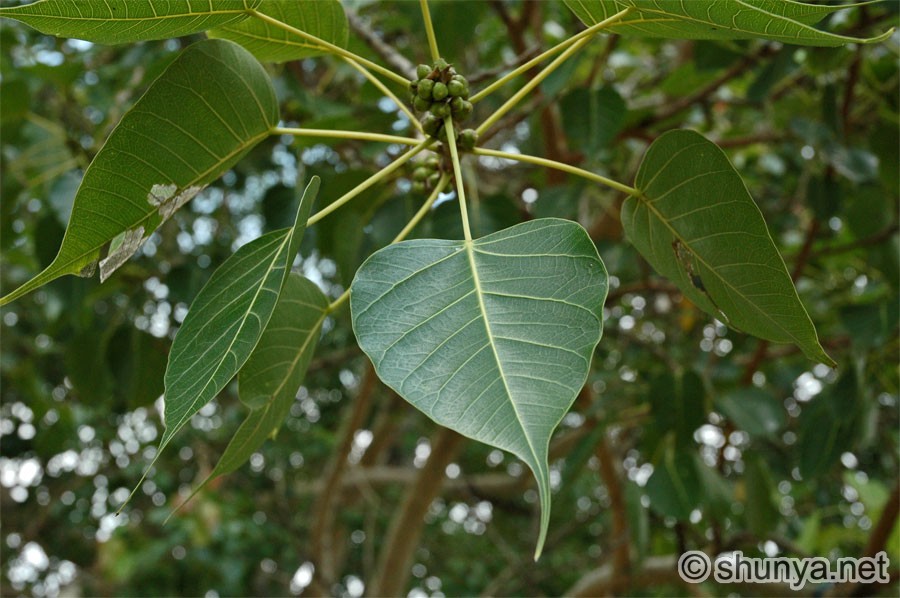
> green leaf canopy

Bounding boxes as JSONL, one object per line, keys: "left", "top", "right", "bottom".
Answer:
{"left": 621, "top": 129, "right": 832, "bottom": 365}
{"left": 564, "top": 0, "right": 893, "bottom": 47}
{"left": 0, "top": 0, "right": 260, "bottom": 44}
{"left": 0, "top": 39, "right": 278, "bottom": 306}
{"left": 159, "top": 177, "right": 319, "bottom": 456}
{"left": 208, "top": 0, "right": 349, "bottom": 63}
{"left": 351, "top": 218, "right": 609, "bottom": 559}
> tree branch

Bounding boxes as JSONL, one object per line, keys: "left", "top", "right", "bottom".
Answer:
{"left": 310, "top": 363, "right": 378, "bottom": 586}
{"left": 368, "top": 427, "right": 466, "bottom": 597}
{"left": 345, "top": 8, "right": 416, "bottom": 80}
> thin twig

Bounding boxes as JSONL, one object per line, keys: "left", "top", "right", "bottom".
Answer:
{"left": 368, "top": 427, "right": 466, "bottom": 597}
{"left": 345, "top": 7, "right": 416, "bottom": 79}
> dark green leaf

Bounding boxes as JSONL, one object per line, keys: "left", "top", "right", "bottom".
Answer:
{"left": 158, "top": 177, "right": 318, "bottom": 457}
{"left": 1, "top": 39, "right": 279, "bottom": 306}
{"left": 622, "top": 129, "right": 833, "bottom": 365}
{"left": 715, "top": 388, "right": 786, "bottom": 438}
{"left": 351, "top": 218, "right": 608, "bottom": 558}
{"left": 645, "top": 440, "right": 701, "bottom": 520}
{"left": 176, "top": 274, "right": 327, "bottom": 509}
{"left": 0, "top": 0, "right": 259, "bottom": 44}
{"left": 208, "top": 0, "right": 348, "bottom": 63}
{"left": 564, "top": 0, "right": 893, "bottom": 47}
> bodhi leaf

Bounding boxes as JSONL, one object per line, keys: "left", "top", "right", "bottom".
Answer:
{"left": 350, "top": 218, "right": 609, "bottom": 559}
{"left": 208, "top": 0, "right": 348, "bottom": 63}
{"left": 0, "top": 0, "right": 259, "bottom": 44}
{"left": 171, "top": 274, "right": 328, "bottom": 512}
{"left": 621, "top": 130, "right": 832, "bottom": 365}
{"left": 0, "top": 39, "right": 278, "bottom": 306}
{"left": 158, "top": 177, "right": 319, "bottom": 459}
{"left": 564, "top": 0, "right": 893, "bottom": 47}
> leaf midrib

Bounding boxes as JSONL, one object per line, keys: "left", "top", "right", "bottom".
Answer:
{"left": 162, "top": 228, "right": 292, "bottom": 449}
{"left": 36, "top": 130, "right": 269, "bottom": 283}
{"left": 3, "top": 5, "right": 253, "bottom": 23}
{"left": 634, "top": 187, "right": 805, "bottom": 349}
{"left": 619, "top": 0, "right": 858, "bottom": 42}
{"left": 464, "top": 240, "right": 542, "bottom": 473}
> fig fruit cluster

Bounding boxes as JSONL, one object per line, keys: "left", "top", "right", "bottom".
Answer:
{"left": 410, "top": 59, "right": 478, "bottom": 149}
{"left": 411, "top": 155, "right": 442, "bottom": 194}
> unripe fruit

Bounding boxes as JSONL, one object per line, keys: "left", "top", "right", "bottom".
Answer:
{"left": 433, "top": 58, "right": 449, "bottom": 71}
{"left": 416, "top": 64, "right": 432, "bottom": 79}
{"left": 459, "top": 129, "right": 478, "bottom": 151}
{"left": 413, "top": 166, "right": 430, "bottom": 181}
{"left": 413, "top": 96, "right": 431, "bottom": 112}
{"left": 432, "top": 82, "right": 448, "bottom": 101}
{"left": 426, "top": 156, "right": 441, "bottom": 169}
{"left": 430, "top": 102, "right": 451, "bottom": 118}
{"left": 417, "top": 79, "right": 434, "bottom": 99}
{"left": 412, "top": 181, "right": 426, "bottom": 194}
{"left": 455, "top": 100, "right": 473, "bottom": 121}
{"left": 447, "top": 79, "right": 467, "bottom": 97}
{"left": 421, "top": 114, "right": 442, "bottom": 136}
{"left": 427, "top": 173, "right": 441, "bottom": 188}
{"left": 449, "top": 96, "right": 465, "bottom": 113}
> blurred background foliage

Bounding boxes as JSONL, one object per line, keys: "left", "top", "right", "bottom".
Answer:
{"left": 0, "top": 1, "right": 898, "bottom": 596}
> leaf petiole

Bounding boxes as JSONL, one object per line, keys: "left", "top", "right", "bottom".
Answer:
{"left": 470, "top": 7, "right": 633, "bottom": 104}
{"left": 443, "top": 117, "right": 473, "bottom": 242}
{"left": 247, "top": 8, "right": 410, "bottom": 87}
{"left": 271, "top": 126, "right": 419, "bottom": 146}
{"left": 328, "top": 173, "right": 451, "bottom": 314}
{"left": 419, "top": 0, "right": 441, "bottom": 62}
{"left": 306, "top": 138, "right": 433, "bottom": 227}
{"left": 472, "top": 147, "right": 638, "bottom": 196}
{"left": 341, "top": 56, "right": 423, "bottom": 133}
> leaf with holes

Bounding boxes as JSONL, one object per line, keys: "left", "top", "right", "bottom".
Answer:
{"left": 0, "top": 0, "right": 260, "bottom": 44}
{"left": 564, "top": 0, "right": 893, "bottom": 47}
{"left": 209, "top": 0, "right": 348, "bottom": 63}
{"left": 158, "top": 177, "right": 319, "bottom": 461}
{"left": 350, "top": 218, "right": 609, "bottom": 559}
{"left": 0, "top": 39, "right": 278, "bottom": 306}
{"left": 622, "top": 129, "right": 832, "bottom": 365}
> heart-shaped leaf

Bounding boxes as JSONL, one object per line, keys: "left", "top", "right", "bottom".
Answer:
{"left": 351, "top": 218, "right": 609, "bottom": 559}
{"left": 0, "top": 0, "right": 260, "bottom": 44}
{"left": 1, "top": 39, "right": 278, "bottom": 306}
{"left": 622, "top": 129, "right": 832, "bottom": 365}
{"left": 160, "top": 177, "right": 319, "bottom": 455}
{"left": 565, "top": 0, "right": 893, "bottom": 47}
{"left": 209, "top": 0, "right": 348, "bottom": 63}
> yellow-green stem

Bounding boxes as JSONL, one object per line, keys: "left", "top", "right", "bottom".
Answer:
{"left": 473, "top": 148, "right": 638, "bottom": 196}
{"left": 307, "top": 139, "right": 432, "bottom": 227}
{"left": 342, "top": 56, "right": 423, "bottom": 133}
{"left": 248, "top": 9, "right": 410, "bottom": 87}
{"left": 419, "top": 0, "right": 441, "bottom": 61}
{"left": 272, "top": 127, "right": 419, "bottom": 146}
{"left": 443, "top": 117, "right": 473, "bottom": 242}
{"left": 327, "top": 174, "right": 449, "bottom": 314}
{"left": 470, "top": 7, "right": 633, "bottom": 104}
{"left": 475, "top": 35, "right": 592, "bottom": 137}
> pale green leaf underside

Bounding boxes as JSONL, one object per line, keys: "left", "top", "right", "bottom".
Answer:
{"left": 351, "top": 218, "right": 609, "bottom": 559}
{"left": 209, "top": 0, "right": 348, "bottom": 63}
{"left": 622, "top": 129, "right": 832, "bottom": 365}
{"left": 177, "top": 274, "right": 327, "bottom": 508}
{"left": 0, "top": 0, "right": 259, "bottom": 44}
{"left": 0, "top": 39, "right": 278, "bottom": 306}
{"left": 564, "top": 0, "right": 893, "bottom": 46}
{"left": 160, "top": 178, "right": 319, "bottom": 454}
